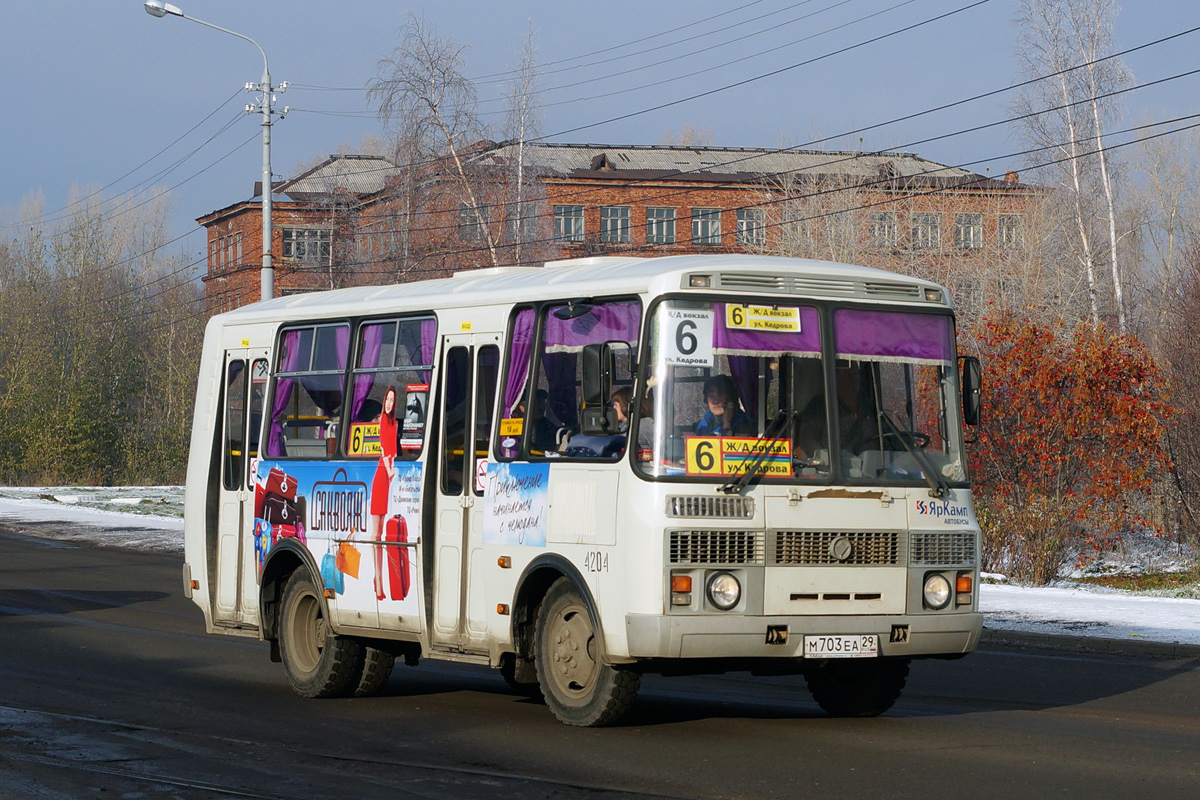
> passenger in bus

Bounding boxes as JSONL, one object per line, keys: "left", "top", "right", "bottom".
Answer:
{"left": 800, "top": 365, "right": 876, "bottom": 458}
{"left": 612, "top": 386, "right": 653, "bottom": 448}
{"left": 694, "top": 375, "right": 753, "bottom": 437}
{"left": 370, "top": 386, "right": 398, "bottom": 601}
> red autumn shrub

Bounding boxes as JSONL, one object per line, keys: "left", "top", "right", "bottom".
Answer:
{"left": 969, "top": 313, "right": 1173, "bottom": 583}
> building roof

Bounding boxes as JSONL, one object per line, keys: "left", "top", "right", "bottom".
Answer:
{"left": 273, "top": 154, "right": 401, "bottom": 198}
{"left": 475, "top": 141, "right": 1002, "bottom": 186}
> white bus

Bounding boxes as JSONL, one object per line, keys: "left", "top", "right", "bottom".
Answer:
{"left": 183, "top": 254, "right": 983, "bottom": 726}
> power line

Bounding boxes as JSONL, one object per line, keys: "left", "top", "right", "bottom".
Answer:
{"left": 1, "top": 90, "right": 244, "bottom": 233}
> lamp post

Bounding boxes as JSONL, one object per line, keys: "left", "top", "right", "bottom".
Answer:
{"left": 145, "top": 0, "right": 285, "bottom": 302}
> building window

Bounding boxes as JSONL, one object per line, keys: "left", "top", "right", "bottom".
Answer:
{"left": 553, "top": 205, "right": 585, "bottom": 242}
{"left": 955, "top": 276, "right": 982, "bottom": 318}
{"left": 209, "top": 240, "right": 218, "bottom": 271}
{"left": 736, "top": 209, "right": 766, "bottom": 246}
{"left": 911, "top": 213, "right": 940, "bottom": 250}
{"left": 955, "top": 213, "right": 984, "bottom": 250}
{"left": 692, "top": 208, "right": 722, "bottom": 246}
{"left": 281, "top": 228, "right": 332, "bottom": 262}
{"left": 458, "top": 204, "right": 488, "bottom": 242}
{"left": 235, "top": 232, "right": 243, "bottom": 265}
{"left": 600, "top": 206, "right": 630, "bottom": 243}
{"left": 868, "top": 212, "right": 898, "bottom": 248}
{"left": 646, "top": 207, "right": 676, "bottom": 244}
{"left": 999, "top": 214, "right": 1025, "bottom": 249}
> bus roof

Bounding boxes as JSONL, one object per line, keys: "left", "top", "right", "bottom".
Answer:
{"left": 213, "top": 254, "right": 951, "bottom": 325}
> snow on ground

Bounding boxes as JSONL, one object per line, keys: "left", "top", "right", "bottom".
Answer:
{"left": 2, "top": 487, "right": 1198, "bottom": 647}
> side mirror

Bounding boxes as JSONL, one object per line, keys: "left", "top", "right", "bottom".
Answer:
{"left": 581, "top": 343, "right": 616, "bottom": 435}
{"left": 582, "top": 343, "right": 612, "bottom": 405}
{"left": 960, "top": 355, "right": 981, "bottom": 427}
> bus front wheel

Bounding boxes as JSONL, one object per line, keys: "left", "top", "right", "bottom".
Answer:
{"left": 279, "top": 571, "right": 364, "bottom": 698}
{"left": 534, "top": 579, "right": 639, "bottom": 727}
{"left": 803, "top": 656, "right": 910, "bottom": 717}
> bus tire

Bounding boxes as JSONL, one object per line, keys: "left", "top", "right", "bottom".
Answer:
{"left": 279, "top": 571, "right": 364, "bottom": 698}
{"left": 353, "top": 647, "right": 396, "bottom": 698}
{"left": 803, "top": 656, "right": 909, "bottom": 717}
{"left": 534, "top": 578, "right": 639, "bottom": 726}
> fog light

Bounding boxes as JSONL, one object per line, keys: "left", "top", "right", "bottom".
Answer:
{"left": 923, "top": 573, "right": 952, "bottom": 610}
{"left": 707, "top": 572, "right": 741, "bottom": 610}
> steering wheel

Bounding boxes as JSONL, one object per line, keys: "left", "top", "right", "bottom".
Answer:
{"left": 883, "top": 429, "right": 931, "bottom": 448}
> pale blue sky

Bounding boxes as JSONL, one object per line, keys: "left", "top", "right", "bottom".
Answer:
{"left": 2, "top": 0, "right": 1197, "bottom": 262}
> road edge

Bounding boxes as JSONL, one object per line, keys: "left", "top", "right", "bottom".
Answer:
{"left": 981, "top": 626, "right": 1200, "bottom": 659}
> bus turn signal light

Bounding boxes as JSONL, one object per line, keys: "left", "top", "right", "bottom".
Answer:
{"left": 497, "top": 556, "right": 512, "bottom": 569}
{"left": 672, "top": 575, "right": 692, "bottom": 593}
{"left": 956, "top": 575, "right": 973, "bottom": 593}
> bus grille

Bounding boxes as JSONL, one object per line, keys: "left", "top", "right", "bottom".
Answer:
{"left": 909, "top": 531, "right": 977, "bottom": 566}
{"left": 669, "top": 530, "right": 764, "bottom": 565}
{"left": 773, "top": 530, "right": 901, "bottom": 566}
{"left": 665, "top": 496, "right": 754, "bottom": 519}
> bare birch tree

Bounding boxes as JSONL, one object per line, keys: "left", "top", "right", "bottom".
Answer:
{"left": 368, "top": 13, "right": 500, "bottom": 267}
{"left": 1012, "top": 0, "right": 1131, "bottom": 330}
{"left": 503, "top": 23, "right": 546, "bottom": 266}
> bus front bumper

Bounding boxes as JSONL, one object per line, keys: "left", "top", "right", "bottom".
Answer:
{"left": 624, "top": 611, "right": 981, "bottom": 659}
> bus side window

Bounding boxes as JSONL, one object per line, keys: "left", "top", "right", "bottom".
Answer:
{"left": 266, "top": 324, "right": 349, "bottom": 459}
{"left": 246, "top": 358, "right": 268, "bottom": 488}
{"left": 441, "top": 347, "right": 470, "bottom": 495}
{"left": 473, "top": 345, "right": 499, "bottom": 495}
{"left": 534, "top": 299, "right": 641, "bottom": 459}
{"left": 223, "top": 360, "right": 247, "bottom": 490}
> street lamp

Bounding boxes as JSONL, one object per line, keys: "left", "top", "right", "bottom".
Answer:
{"left": 145, "top": 0, "right": 286, "bottom": 302}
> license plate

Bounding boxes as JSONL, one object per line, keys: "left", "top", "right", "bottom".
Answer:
{"left": 803, "top": 634, "right": 879, "bottom": 658}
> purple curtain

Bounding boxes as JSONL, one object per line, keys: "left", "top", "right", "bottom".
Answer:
{"left": 727, "top": 355, "right": 762, "bottom": 427}
{"left": 503, "top": 308, "right": 536, "bottom": 416}
{"left": 712, "top": 304, "right": 820, "bottom": 355}
{"left": 834, "top": 309, "right": 953, "bottom": 364}
{"left": 543, "top": 301, "right": 640, "bottom": 351}
{"left": 266, "top": 330, "right": 304, "bottom": 457}
{"left": 351, "top": 324, "right": 384, "bottom": 422}
{"left": 499, "top": 309, "right": 535, "bottom": 458}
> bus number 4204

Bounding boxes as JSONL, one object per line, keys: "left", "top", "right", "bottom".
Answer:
{"left": 583, "top": 551, "right": 609, "bottom": 573}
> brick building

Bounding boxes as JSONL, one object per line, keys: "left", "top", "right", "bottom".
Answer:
{"left": 198, "top": 154, "right": 401, "bottom": 314}
{"left": 198, "top": 142, "right": 1041, "bottom": 317}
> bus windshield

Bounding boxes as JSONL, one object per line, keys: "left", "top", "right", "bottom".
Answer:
{"left": 636, "top": 298, "right": 968, "bottom": 487}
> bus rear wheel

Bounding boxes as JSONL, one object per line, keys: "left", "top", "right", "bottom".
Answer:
{"left": 353, "top": 647, "right": 396, "bottom": 697}
{"left": 533, "top": 579, "right": 639, "bottom": 727}
{"left": 279, "top": 571, "right": 364, "bottom": 698}
{"left": 803, "top": 656, "right": 910, "bottom": 717}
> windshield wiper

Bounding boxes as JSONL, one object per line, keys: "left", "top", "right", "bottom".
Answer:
{"left": 719, "top": 410, "right": 794, "bottom": 495}
{"left": 878, "top": 410, "right": 949, "bottom": 498}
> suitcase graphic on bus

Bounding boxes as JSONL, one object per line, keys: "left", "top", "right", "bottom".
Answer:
{"left": 385, "top": 514, "right": 410, "bottom": 601}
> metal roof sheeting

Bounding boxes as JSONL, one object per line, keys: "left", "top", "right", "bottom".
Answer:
{"left": 485, "top": 142, "right": 980, "bottom": 182}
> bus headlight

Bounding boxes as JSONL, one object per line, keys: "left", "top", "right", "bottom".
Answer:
{"left": 707, "top": 572, "right": 741, "bottom": 610}
{"left": 923, "top": 573, "right": 952, "bottom": 610}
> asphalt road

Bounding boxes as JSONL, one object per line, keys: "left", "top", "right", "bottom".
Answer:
{"left": 1, "top": 521, "right": 1198, "bottom": 800}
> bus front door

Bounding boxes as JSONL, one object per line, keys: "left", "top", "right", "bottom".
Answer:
{"left": 215, "top": 350, "right": 269, "bottom": 627}
{"left": 432, "top": 335, "right": 499, "bottom": 652}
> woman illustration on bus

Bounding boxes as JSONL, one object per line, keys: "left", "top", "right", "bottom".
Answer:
{"left": 371, "top": 385, "right": 398, "bottom": 600}
{"left": 694, "top": 375, "right": 753, "bottom": 437}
